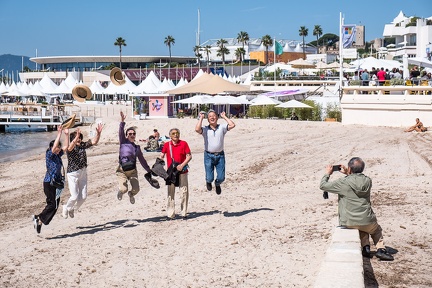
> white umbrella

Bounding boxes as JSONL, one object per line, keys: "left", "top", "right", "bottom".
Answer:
{"left": 289, "top": 58, "right": 315, "bottom": 68}
{"left": 204, "top": 95, "right": 244, "bottom": 105}
{"left": 275, "top": 99, "right": 313, "bottom": 109}
{"left": 407, "top": 57, "right": 432, "bottom": 69}
{"left": 171, "top": 95, "right": 211, "bottom": 104}
{"left": 250, "top": 95, "right": 282, "bottom": 106}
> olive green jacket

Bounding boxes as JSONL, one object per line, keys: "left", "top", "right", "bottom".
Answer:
{"left": 320, "top": 173, "right": 377, "bottom": 226}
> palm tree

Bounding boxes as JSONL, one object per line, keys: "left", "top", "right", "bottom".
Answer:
{"left": 235, "top": 47, "right": 246, "bottom": 62}
{"left": 261, "top": 35, "right": 272, "bottom": 64}
{"left": 313, "top": 25, "right": 323, "bottom": 54}
{"left": 216, "top": 38, "right": 230, "bottom": 66}
{"left": 237, "top": 31, "right": 249, "bottom": 61}
{"left": 114, "top": 37, "right": 127, "bottom": 68}
{"left": 193, "top": 45, "right": 202, "bottom": 65}
{"left": 299, "top": 26, "right": 309, "bottom": 59}
{"left": 204, "top": 45, "right": 212, "bottom": 72}
{"left": 164, "top": 35, "right": 175, "bottom": 67}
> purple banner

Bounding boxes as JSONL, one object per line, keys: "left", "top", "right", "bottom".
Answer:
{"left": 124, "top": 67, "right": 207, "bottom": 82}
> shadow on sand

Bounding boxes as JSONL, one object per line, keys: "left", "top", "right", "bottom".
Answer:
{"left": 46, "top": 210, "right": 222, "bottom": 240}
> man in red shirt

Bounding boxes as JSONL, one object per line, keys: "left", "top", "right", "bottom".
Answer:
{"left": 159, "top": 128, "right": 192, "bottom": 220}
{"left": 376, "top": 67, "right": 386, "bottom": 86}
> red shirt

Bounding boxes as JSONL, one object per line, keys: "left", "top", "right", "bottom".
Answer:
{"left": 377, "top": 70, "right": 386, "bottom": 81}
{"left": 161, "top": 140, "right": 191, "bottom": 173}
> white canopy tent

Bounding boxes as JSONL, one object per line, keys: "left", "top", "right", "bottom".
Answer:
{"left": 275, "top": 99, "right": 313, "bottom": 109}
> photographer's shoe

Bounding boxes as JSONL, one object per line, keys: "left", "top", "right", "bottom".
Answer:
{"left": 375, "top": 248, "right": 394, "bottom": 261}
{"left": 362, "top": 245, "right": 372, "bottom": 258}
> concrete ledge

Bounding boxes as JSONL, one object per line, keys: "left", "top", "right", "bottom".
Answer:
{"left": 314, "top": 224, "right": 364, "bottom": 288}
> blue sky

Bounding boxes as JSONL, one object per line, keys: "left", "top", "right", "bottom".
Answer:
{"left": 0, "top": 0, "right": 429, "bottom": 58}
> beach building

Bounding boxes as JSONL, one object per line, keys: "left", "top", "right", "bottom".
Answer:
{"left": 199, "top": 38, "right": 316, "bottom": 64}
{"left": 382, "top": 11, "right": 432, "bottom": 60}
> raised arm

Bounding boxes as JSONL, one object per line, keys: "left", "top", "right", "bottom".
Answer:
{"left": 52, "top": 125, "right": 63, "bottom": 153}
{"left": 62, "top": 127, "right": 70, "bottom": 152}
{"left": 195, "top": 112, "right": 205, "bottom": 134}
{"left": 119, "top": 111, "right": 126, "bottom": 143}
{"left": 221, "top": 111, "right": 235, "bottom": 130}
{"left": 67, "top": 128, "right": 81, "bottom": 151}
{"left": 91, "top": 123, "right": 104, "bottom": 145}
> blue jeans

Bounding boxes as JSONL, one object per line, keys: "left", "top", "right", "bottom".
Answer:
{"left": 204, "top": 151, "right": 225, "bottom": 186}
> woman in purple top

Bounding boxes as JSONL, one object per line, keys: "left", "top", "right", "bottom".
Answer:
{"left": 32, "top": 125, "right": 69, "bottom": 234}
{"left": 116, "top": 111, "right": 152, "bottom": 204}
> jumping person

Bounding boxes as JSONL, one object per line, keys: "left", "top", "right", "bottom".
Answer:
{"left": 33, "top": 125, "right": 68, "bottom": 233}
{"left": 195, "top": 110, "right": 235, "bottom": 195}
{"left": 159, "top": 128, "right": 192, "bottom": 220}
{"left": 116, "top": 111, "right": 154, "bottom": 204}
{"left": 62, "top": 123, "right": 103, "bottom": 218}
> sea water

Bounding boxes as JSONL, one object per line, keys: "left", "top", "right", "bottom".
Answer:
{"left": 0, "top": 127, "right": 57, "bottom": 163}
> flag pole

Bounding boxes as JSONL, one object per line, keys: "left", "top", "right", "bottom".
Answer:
{"left": 339, "top": 12, "right": 344, "bottom": 100}
{"left": 274, "top": 37, "right": 276, "bottom": 87}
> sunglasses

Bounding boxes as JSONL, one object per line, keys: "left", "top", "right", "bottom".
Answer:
{"left": 171, "top": 132, "right": 180, "bottom": 136}
{"left": 128, "top": 132, "right": 136, "bottom": 136}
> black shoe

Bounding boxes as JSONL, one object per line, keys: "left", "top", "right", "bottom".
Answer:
{"left": 206, "top": 182, "right": 212, "bottom": 191}
{"left": 182, "top": 216, "right": 188, "bottom": 220}
{"left": 375, "top": 248, "right": 394, "bottom": 261}
{"left": 215, "top": 185, "right": 222, "bottom": 195}
{"left": 166, "top": 216, "right": 175, "bottom": 221}
{"left": 362, "top": 245, "right": 372, "bottom": 258}
{"left": 33, "top": 215, "right": 42, "bottom": 234}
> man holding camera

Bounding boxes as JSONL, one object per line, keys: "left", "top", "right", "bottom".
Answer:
{"left": 319, "top": 157, "right": 394, "bottom": 261}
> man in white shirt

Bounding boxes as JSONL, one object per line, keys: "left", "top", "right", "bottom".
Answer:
{"left": 195, "top": 110, "right": 235, "bottom": 195}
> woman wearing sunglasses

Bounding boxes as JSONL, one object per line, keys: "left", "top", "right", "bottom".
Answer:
{"left": 116, "top": 111, "right": 153, "bottom": 204}
{"left": 159, "top": 128, "right": 192, "bottom": 220}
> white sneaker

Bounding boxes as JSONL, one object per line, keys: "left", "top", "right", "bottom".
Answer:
{"left": 117, "top": 191, "right": 123, "bottom": 200}
{"left": 62, "top": 205, "right": 68, "bottom": 219}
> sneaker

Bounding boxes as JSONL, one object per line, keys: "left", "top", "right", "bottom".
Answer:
{"left": 362, "top": 245, "right": 372, "bottom": 258}
{"left": 128, "top": 191, "right": 135, "bottom": 204}
{"left": 375, "top": 248, "right": 394, "bottom": 261}
{"left": 33, "top": 215, "right": 42, "bottom": 234}
{"left": 215, "top": 185, "right": 222, "bottom": 195}
{"left": 117, "top": 190, "right": 123, "bottom": 200}
{"left": 62, "top": 205, "right": 68, "bottom": 219}
{"left": 206, "top": 182, "right": 212, "bottom": 191}
{"left": 68, "top": 209, "right": 75, "bottom": 218}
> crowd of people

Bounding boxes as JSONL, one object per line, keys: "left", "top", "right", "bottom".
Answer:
{"left": 348, "top": 65, "right": 431, "bottom": 87}
{"left": 33, "top": 110, "right": 399, "bottom": 262}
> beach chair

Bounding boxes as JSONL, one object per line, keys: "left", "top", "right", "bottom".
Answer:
{"left": 405, "top": 80, "right": 416, "bottom": 94}
{"left": 383, "top": 80, "right": 391, "bottom": 94}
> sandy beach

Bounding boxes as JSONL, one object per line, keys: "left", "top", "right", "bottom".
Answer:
{"left": 1, "top": 105, "right": 431, "bottom": 287}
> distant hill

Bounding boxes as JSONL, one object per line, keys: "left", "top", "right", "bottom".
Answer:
{"left": 0, "top": 54, "right": 34, "bottom": 75}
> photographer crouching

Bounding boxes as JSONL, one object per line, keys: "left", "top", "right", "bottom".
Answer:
{"left": 319, "top": 157, "right": 394, "bottom": 261}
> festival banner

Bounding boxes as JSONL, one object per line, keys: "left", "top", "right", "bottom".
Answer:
{"left": 341, "top": 25, "right": 356, "bottom": 48}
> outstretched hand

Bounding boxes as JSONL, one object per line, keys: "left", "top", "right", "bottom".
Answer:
{"left": 120, "top": 111, "right": 126, "bottom": 122}
{"left": 220, "top": 111, "right": 226, "bottom": 118}
{"left": 96, "top": 123, "right": 104, "bottom": 135}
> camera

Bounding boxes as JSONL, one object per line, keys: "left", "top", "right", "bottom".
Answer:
{"left": 323, "top": 191, "right": 329, "bottom": 199}
{"left": 332, "top": 165, "right": 341, "bottom": 172}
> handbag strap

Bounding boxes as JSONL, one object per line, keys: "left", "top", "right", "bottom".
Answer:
{"left": 169, "top": 142, "right": 174, "bottom": 161}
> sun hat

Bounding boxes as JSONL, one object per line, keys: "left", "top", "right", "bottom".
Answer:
{"left": 110, "top": 67, "right": 126, "bottom": 86}
{"left": 61, "top": 113, "right": 76, "bottom": 129}
{"left": 72, "top": 85, "right": 92, "bottom": 102}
